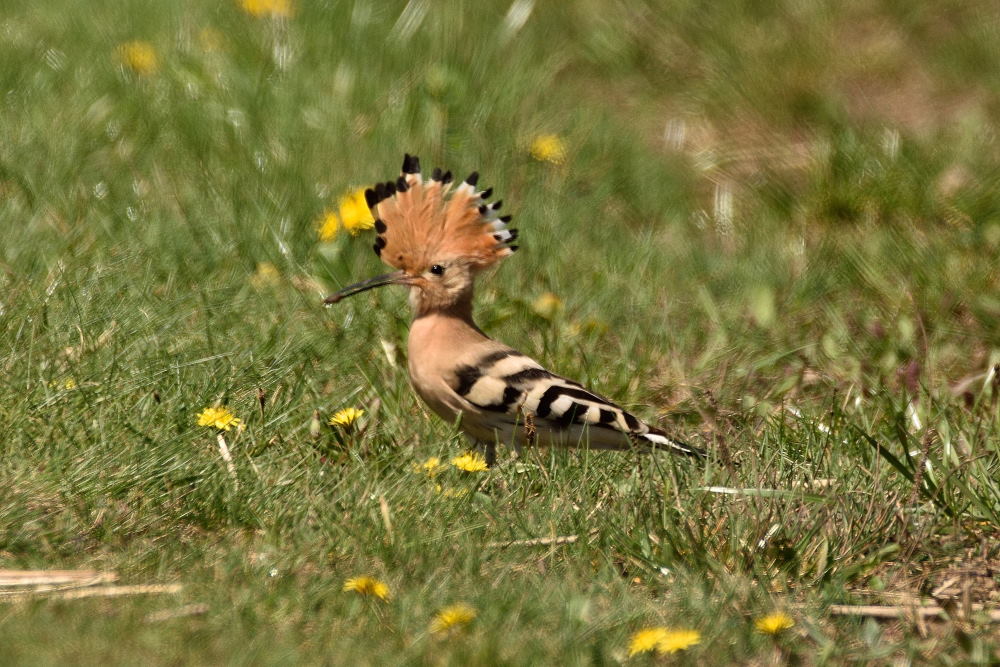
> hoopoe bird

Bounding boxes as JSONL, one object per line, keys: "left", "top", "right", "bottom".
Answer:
{"left": 325, "top": 154, "right": 706, "bottom": 465}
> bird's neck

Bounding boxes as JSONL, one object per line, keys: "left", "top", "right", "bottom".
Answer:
{"left": 409, "top": 286, "right": 476, "bottom": 322}
{"left": 409, "top": 291, "right": 487, "bottom": 341}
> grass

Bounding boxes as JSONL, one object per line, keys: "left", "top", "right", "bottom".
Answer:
{"left": 1, "top": 0, "right": 999, "bottom": 663}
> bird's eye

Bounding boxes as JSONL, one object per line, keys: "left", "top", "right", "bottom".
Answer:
{"left": 430, "top": 264, "right": 445, "bottom": 276}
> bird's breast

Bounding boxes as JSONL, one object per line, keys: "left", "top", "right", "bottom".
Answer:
{"left": 408, "top": 358, "right": 463, "bottom": 423}
{"left": 406, "top": 314, "right": 487, "bottom": 423}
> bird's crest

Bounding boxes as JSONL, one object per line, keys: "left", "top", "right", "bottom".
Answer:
{"left": 365, "top": 154, "right": 517, "bottom": 273}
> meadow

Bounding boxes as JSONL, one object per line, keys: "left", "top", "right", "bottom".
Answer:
{"left": 1, "top": 0, "right": 999, "bottom": 663}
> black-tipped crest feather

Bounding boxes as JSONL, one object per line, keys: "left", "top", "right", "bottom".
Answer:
{"left": 401, "top": 153, "right": 421, "bottom": 174}
{"left": 364, "top": 155, "right": 520, "bottom": 273}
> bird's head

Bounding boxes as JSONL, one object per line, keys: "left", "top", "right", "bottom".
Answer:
{"left": 324, "top": 154, "right": 517, "bottom": 316}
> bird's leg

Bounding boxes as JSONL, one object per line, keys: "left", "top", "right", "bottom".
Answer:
{"left": 473, "top": 439, "right": 497, "bottom": 468}
{"left": 514, "top": 410, "right": 534, "bottom": 459}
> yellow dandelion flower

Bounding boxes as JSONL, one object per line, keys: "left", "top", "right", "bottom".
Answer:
{"left": 338, "top": 188, "right": 375, "bottom": 235}
{"left": 250, "top": 262, "right": 280, "bottom": 288}
{"left": 117, "top": 41, "right": 159, "bottom": 76}
{"left": 629, "top": 628, "right": 669, "bottom": 656}
{"left": 430, "top": 603, "right": 477, "bottom": 635}
{"left": 342, "top": 575, "right": 389, "bottom": 600}
{"left": 414, "top": 456, "right": 446, "bottom": 477}
{"left": 451, "top": 451, "right": 488, "bottom": 472}
{"left": 198, "top": 28, "right": 225, "bottom": 53}
{"left": 317, "top": 189, "right": 375, "bottom": 241}
{"left": 755, "top": 611, "right": 794, "bottom": 635}
{"left": 532, "top": 292, "right": 563, "bottom": 319}
{"left": 657, "top": 629, "right": 701, "bottom": 654}
{"left": 50, "top": 377, "right": 78, "bottom": 390}
{"left": 628, "top": 627, "right": 701, "bottom": 656}
{"left": 582, "top": 317, "right": 608, "bottom": 335}
{"left": 317, "top": 210, "right": 340, "bottom": 242}
{"left": 329, "top": 407, "right": 364, "bottom": 427}
{"left": 530, "top": 134, "right": 567, "bottom": 165}
{"left": 196, "top": 406, "right": 242, "bottom": 431}
{"left": 239, "top": 0, "right": 294, "bottom": 18}
{"left": 49, "top": 377, "right": 78, "bottom": 390}
{"left": 434, "top": 484, "right": 470, "bottom": 498}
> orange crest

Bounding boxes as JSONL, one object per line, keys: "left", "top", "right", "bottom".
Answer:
{"left": 366, "top": 154, "right": 517, "bottom": 273}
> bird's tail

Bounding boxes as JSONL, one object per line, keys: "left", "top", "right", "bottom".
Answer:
{"left": 637, "top": 428, "right": 707, "bottom": 459}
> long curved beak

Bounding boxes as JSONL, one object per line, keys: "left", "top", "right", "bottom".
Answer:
{"left": 323, "top": 270, "right": 410, "bottom": 304}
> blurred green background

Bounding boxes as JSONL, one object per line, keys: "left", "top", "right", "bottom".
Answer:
{"left": 1, "top": 0, "right": 998, "bottom": 663}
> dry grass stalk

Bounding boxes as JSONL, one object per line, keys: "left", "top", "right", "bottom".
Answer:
{"left": 0, "top": 569, "right": 117, "bottom": 596}
{"left": 217, "top": 432, "right": 240, "bottom": 489}
{"left": 487, "top": 535, "right": 578, "bottom": 548}
{"left": 0, "top": 584, "right": 183, "bottom": 604}
{"left": 828, "top": 603, "right": 1000, "bottom": 622}
{"left": 145, "top": 603, "right": 210, "bottom": 623}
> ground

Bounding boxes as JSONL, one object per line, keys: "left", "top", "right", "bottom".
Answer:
{"left": 0, "top": 0, "right": 998, "bottom": 663}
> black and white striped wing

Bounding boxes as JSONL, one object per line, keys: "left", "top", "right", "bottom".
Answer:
{"left": 449, "top": 350, "right": 704, "bottom": 458}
